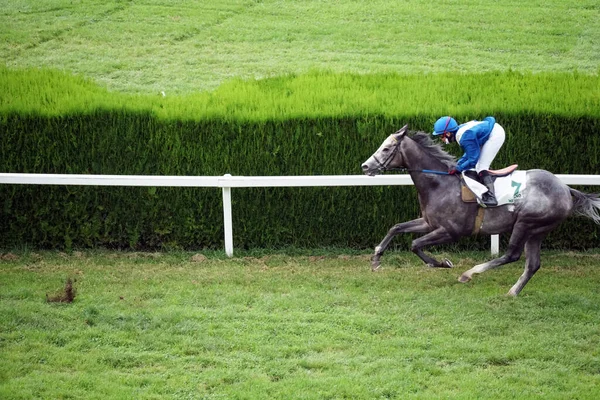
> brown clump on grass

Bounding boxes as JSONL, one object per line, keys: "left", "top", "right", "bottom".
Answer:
{"left": 46, "top": 277, "right": 76, "bottom": 303}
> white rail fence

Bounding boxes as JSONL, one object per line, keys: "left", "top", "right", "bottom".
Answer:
{"left": 1, "top": 173, "right": 599, "bottom": 256}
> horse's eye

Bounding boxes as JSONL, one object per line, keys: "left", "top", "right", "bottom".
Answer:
{"left": 382, "top": 148, "right": 390, "bottom": 153}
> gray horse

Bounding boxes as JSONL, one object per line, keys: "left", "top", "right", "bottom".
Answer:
{"left": 361, "top": 125, "right": 600, "bottom": 296}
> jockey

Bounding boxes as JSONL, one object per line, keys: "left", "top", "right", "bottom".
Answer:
{"left": 433, "top": 116, "right": 506, "bottom": 207}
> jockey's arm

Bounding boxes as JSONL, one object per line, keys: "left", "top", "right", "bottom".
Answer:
{"left": 456, "top": 132, "right": 481, "bottom": 172}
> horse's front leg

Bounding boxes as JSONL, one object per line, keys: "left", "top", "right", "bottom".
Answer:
{"left": 410, "top": 227, "right": 457, "bottom": 268}
{"left": 371, "top": 218, "right": 432, "bottom": 271}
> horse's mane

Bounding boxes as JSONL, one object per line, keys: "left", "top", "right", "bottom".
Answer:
{"left": 409, "top": 131, "right": 457, "bottom": 168}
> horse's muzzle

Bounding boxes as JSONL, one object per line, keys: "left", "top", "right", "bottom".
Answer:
{"left": 361, "top": 161, "right": 382, "bottom": 176}
{"left": 361, "top": 163, "right": 377, "bottom": 176}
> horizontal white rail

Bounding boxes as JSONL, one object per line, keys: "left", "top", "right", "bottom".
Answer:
{"left": 1, "top": 173, "right": 596, "bottom": 187}
{"left": 0, "top": 173, "right": 224, "bottom": 187}
{"left": 0, "top": 173, "right": 414, "bottom": 187}
{"left": 555, "top": 175, "right": 600, "bottom": 185}
{"left": 1, "top": 173, "right": 599, "bottom": 256}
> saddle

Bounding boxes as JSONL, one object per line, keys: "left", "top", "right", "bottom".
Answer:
{"left": 488, "top": 164, "right": 519, "bottom": 178}
{"left": 463, "top": 164, "right": 518, "bottom": 182}
{"left": 461, "top": 164, "right": 524, "bottom": 206}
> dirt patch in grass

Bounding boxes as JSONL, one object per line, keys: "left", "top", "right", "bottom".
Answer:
{"left": 1, "top": 253, "right": 20, "bottom": 261}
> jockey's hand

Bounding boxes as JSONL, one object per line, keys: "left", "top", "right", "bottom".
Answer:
{"left": 448, "top": 168, "right": 458, "bottom": 175}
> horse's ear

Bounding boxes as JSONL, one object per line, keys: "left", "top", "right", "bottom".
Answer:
{"left": 395, "top": 124, "right": 409, "bottom": 137}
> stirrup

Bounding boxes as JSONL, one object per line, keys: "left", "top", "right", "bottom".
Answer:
{"left": 481, "top": 193, "right": 498, "bottom": 207}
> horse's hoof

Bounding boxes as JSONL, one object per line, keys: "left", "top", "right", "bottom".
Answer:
{"left": 371, "top": 264, "right": 381, "bottom": 272}
{"left": 427, "top": 260, "right": 452, "bottom": 268}
{"left": 458, "top": 274, "right": 471, "bottom": 283}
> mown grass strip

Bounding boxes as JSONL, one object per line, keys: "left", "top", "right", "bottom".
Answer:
{"left": 2, "top": 0, "right": 598, "bottom": 93}
{"left": 1, "top": 250, "right": 599, "bottom": 399}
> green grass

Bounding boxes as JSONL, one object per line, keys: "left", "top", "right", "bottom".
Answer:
{"left": 2, "top": 0, "right": 599, "bottom": 93}
{"left": 1, "top": 250, "right": 600, "bottom": 399}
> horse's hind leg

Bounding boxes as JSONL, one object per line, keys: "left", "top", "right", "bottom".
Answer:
{"left": 507, "top": 234, "right": 545, "bottom": 296}
{"left": 459, "top": 223, "right": 528, "bottom": 283}
{"left": 371, "top": 218, "right": 431, "bottom": 271}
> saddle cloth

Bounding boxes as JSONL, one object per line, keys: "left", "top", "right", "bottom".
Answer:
{"left": 461, "top": 169, "right": 526, "bottom": 207}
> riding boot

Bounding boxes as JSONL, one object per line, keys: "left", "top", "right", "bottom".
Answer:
{"left": 479, "top": 170, "right": 498, "bottom": 207}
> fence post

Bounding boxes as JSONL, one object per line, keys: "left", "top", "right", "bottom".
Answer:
{"left": 491, "top": 234, "right": 499, "bottom": 256}
{"left": 222, "top": 174, "right": 234, "bottom": 257}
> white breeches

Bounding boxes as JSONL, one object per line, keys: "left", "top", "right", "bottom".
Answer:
{"left": 476, "top": 124, "right": 505, "bottom": 173}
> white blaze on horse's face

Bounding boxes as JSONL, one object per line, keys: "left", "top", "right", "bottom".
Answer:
{"left": 361, "top": 125, "right": 408, "bottom": 176}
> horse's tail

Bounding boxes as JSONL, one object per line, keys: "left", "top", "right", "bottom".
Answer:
{"left": 570, "top": 188, "right": 600, "bottom": 224}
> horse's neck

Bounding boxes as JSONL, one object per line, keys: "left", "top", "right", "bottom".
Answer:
{"left": 401, "top": 138, "right": 449, "bottom": 173}
{"left": 401, "top": 138, "right": 457, "bottom": 202}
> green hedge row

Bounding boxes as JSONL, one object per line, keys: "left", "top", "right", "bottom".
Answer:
{"left": 1, "top": 68, "right": 599, "bottom": 250}
{"left": 1, "top": 111, "right": 599, "bottom": 250}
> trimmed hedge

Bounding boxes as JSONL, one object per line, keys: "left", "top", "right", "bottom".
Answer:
{"left": 1, "top": 68, "right": 599, "bottom": 250}
{"left": 2, "top": 68, "right": 599, "bottom": 120}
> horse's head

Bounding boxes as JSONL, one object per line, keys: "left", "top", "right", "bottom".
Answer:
{"left": 361, "top": 125, "right": 408, "bottom": 176}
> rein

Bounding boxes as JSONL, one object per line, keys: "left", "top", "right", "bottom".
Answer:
{"left": 385, "top": 167, "right": 455, "bottom": 176}
{"left": 412, "top": 169, "right": 451, "bottom": 175}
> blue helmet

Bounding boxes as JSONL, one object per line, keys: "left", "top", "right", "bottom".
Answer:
{"left": 433, "top": 117, "right": 458, "bottom": 136}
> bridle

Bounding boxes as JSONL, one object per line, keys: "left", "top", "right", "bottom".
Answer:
{"left": 371, "top": 135, "right": 403, "bottom": 173}
{"left": 370, "top": 133, "right": 457, "bottom": 177}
